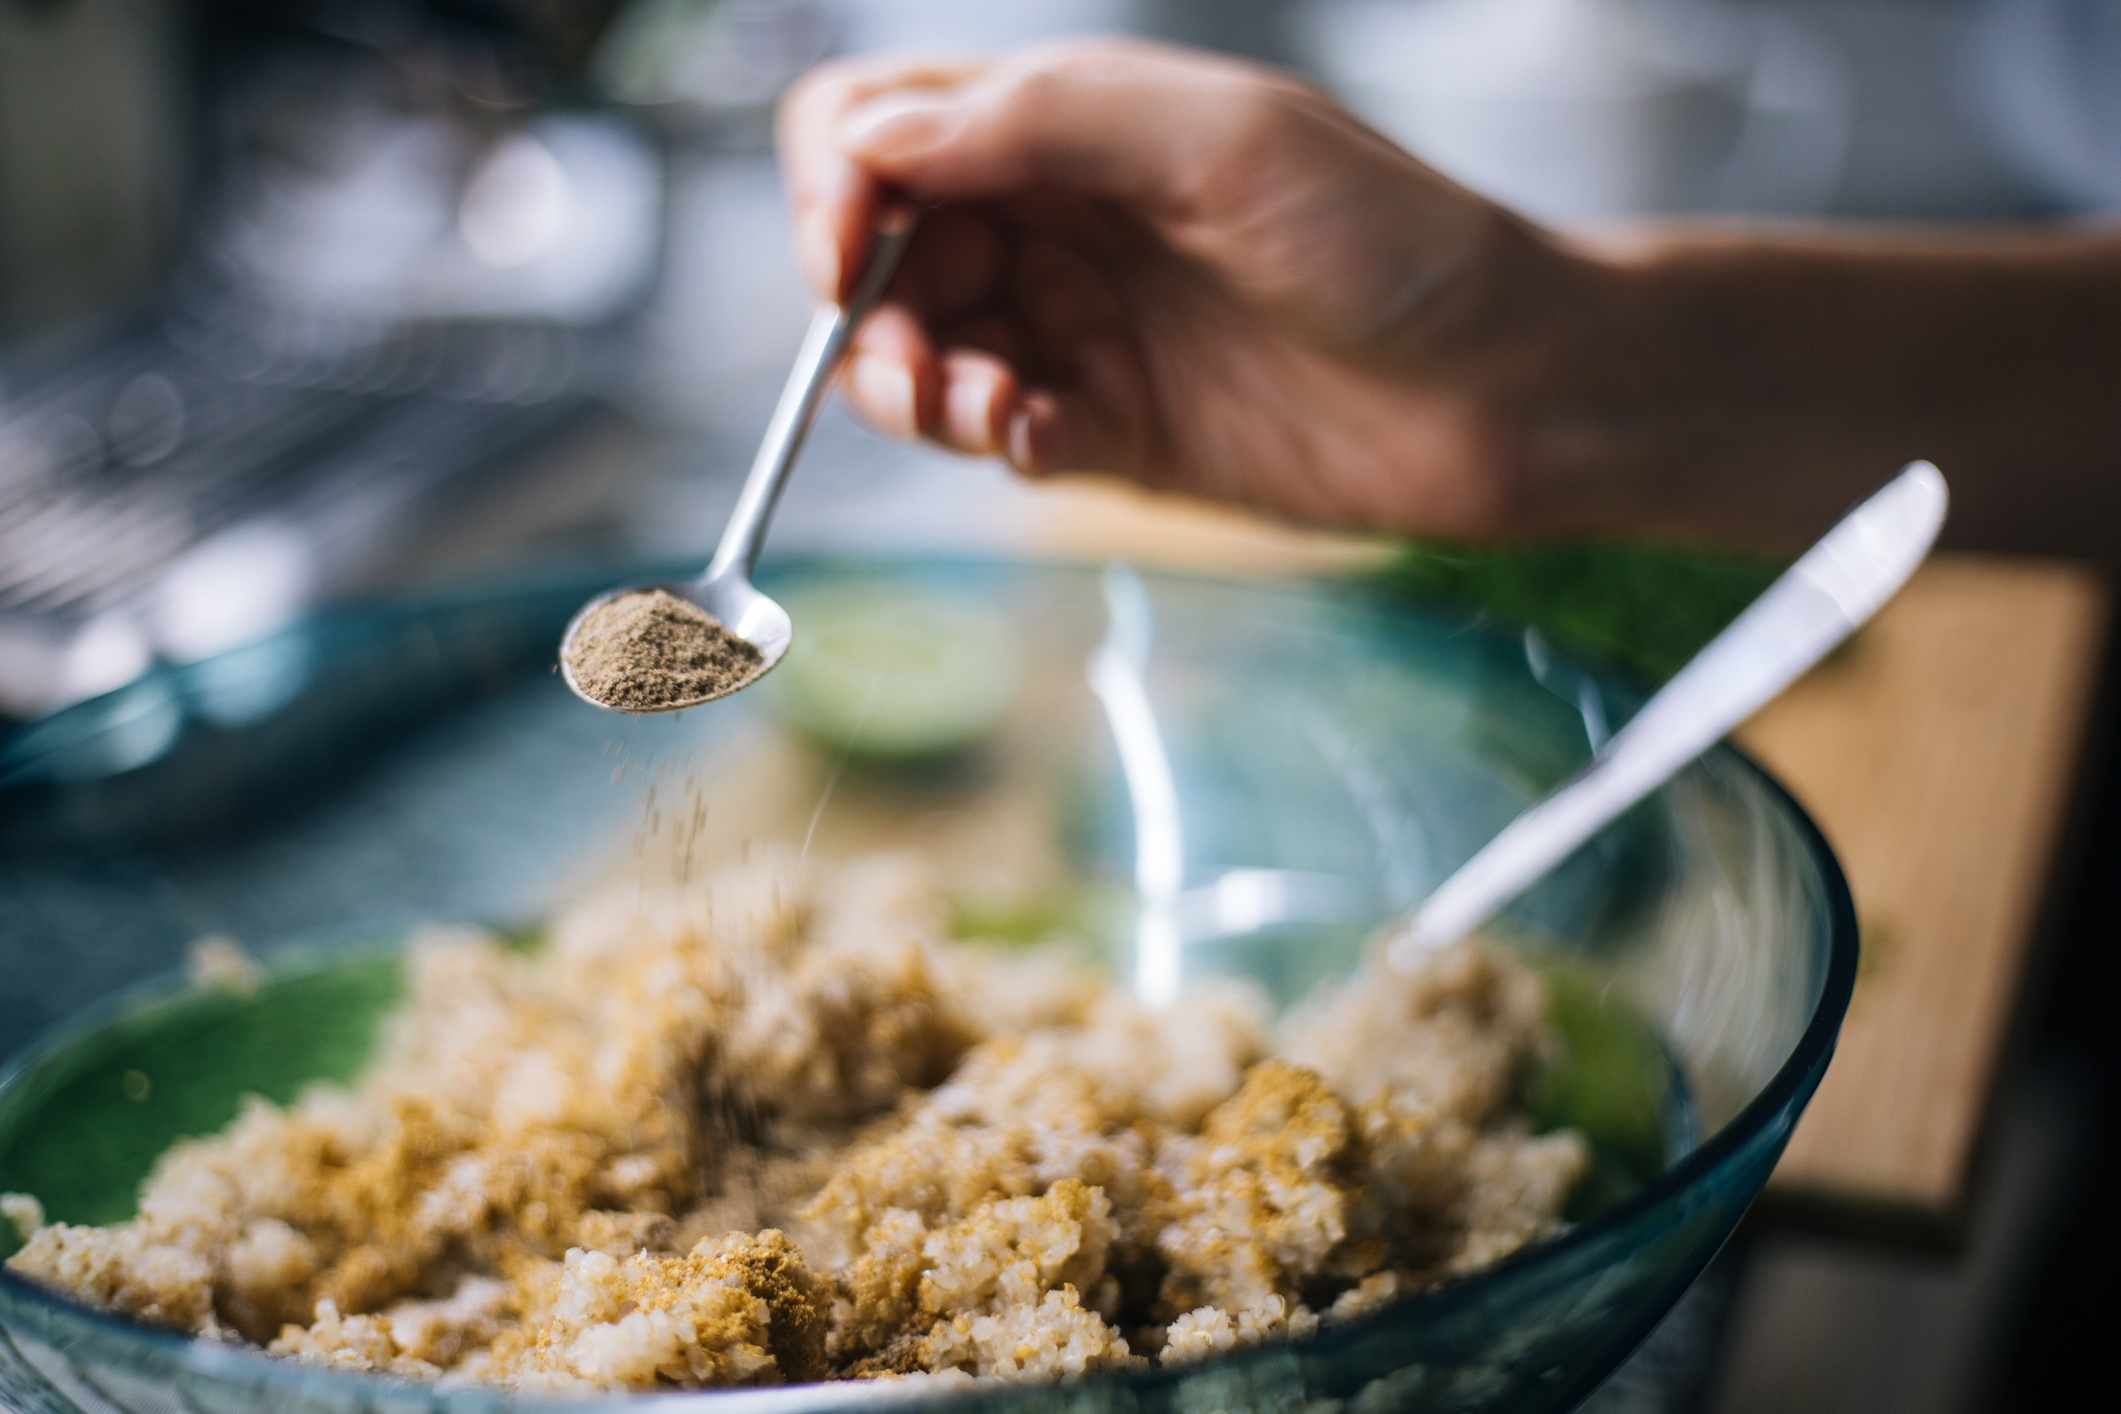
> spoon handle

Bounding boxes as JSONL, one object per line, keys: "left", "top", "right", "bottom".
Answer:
{"left": 1390, "top": 460, "right": 1949, "bottom": 965}
{"left": 705, "top": 202, "right": 923, "bottom": 583}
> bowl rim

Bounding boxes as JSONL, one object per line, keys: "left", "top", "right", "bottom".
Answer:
{"left": 0, "top": 557, "right": 1861, "bottom": 1410}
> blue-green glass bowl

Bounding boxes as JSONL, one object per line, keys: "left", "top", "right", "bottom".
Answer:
{"left": 0, "top": 557, "right": 1855, "bottom": 1414}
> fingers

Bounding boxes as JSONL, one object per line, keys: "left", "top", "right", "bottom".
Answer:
{"left": 842, "top": 303, "right": 935, "bottom": 439}
{"left": 1005, "top": 388, "right": 1135, "bottom": 482}
{"left": 827, "top": 188, "right": 1145, "bottom": 472}
{"left": 938, "top": 348, "right": 1017, "bottom": 455}
{"left": 833, "top": 40, "right": 1290, "bottom": 225}
{"left": 782, "top": 40, "right": 1312, "bottom": 299}
{"left": 839, "top": 303, "right": 1020, "bottom": 457}
{"left": 1006, "top": 330, "right": 1157, "bottom": 480}
{"left": 838, "top": 301, "right": 1151, "bottom": 477}
{"left": 893, "top": 205, "right": 1009, "bottom": 331}
{"left": 780, "top": 56, "right": 988, "bottom": 300}
{"left": 841, "top": 311, "right": 1026, "bottom": 461}
{"left": 787, "top": 42, "right": 1235, "bottom": 477}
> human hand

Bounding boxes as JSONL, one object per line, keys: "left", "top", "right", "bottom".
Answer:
{"left": 778, "top": 40, "right": 1595, "bottom": 538}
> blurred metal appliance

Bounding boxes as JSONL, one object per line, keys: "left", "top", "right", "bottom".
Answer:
{"left": 0, "top": 0, "right": 662, "bottom": 722}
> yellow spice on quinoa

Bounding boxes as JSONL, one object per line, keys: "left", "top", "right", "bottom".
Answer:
{"left": 4, "top": 849, "right": 1588, "bottom": 1390}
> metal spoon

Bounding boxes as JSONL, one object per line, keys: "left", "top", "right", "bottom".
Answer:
{"left": 560, "top": 201, "right": 922, "bottom": 712}
{"left": 1388, "top": 460, "right": 1949, "bottom": 967}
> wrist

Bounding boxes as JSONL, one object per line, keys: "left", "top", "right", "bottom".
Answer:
{"left": 1396, "top": 212, "right": 1640, "bottom": 537}
{"left": 1517, "top": 232, "right": 1919, "bottom": 547}
{"left": 1504, "top": 234, "right": 1672, "bottom": 536}
{"left": 1491, "top": 230, "right": 1824, "bottom": 544}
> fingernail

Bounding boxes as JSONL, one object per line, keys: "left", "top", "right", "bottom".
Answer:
{"left": 852, "top": 356, "right": 918, "bottom": 437}
{"left": 839, "top": 91, "right": 957, "bottom": 158}
{"left": 1007, "top": 395, "right": 1063, "bottom": 476}
{"left": 945, "top": 370, "right": 1007, "bottom": 454}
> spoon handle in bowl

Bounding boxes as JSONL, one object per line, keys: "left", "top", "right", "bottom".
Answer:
{"left": 1391, "top": 460, "right": 1949, "bottom": 965}
{"left": 705, "top": 201, "right": 922, "bottom": 583}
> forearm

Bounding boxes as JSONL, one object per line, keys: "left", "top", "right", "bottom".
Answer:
{"left": 1521, "top": 229, "right": 2121, "bottom": 559}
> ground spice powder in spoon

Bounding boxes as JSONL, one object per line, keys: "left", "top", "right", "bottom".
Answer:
{"left": 564, "top": 588, "right": 765, "bottom": 711}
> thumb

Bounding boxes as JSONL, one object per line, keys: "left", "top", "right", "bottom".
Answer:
{"left": 835, "top": 41, "right": 1287, "bottom": 223}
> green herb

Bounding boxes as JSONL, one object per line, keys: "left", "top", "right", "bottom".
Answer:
{"left": 1372, "top": 540, "right": 1786, "bottom": 683}
{"left": 1526, "top": 966, "right": 1681, "bottom": 1218}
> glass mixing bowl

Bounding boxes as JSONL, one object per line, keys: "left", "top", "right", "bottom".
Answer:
{"left": 0, "top": 557, "right": 1855, "bottom": 1414}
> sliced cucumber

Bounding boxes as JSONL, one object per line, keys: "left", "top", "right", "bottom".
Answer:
{"left": 771, "top": 587, "right": 1025, "bottom": 761}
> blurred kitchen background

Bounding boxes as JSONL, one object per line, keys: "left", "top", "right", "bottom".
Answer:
{"left": 6, "top": 0, "right": 2119, "bottom": 724}
{"left": 1, "top": 1, "right": 2114, "bottom": 1410}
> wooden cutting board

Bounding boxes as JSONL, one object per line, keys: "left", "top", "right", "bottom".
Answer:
{"left": 1018, "top": 477, "right": 2111, "bottom": 1248}
{"left": 1736, "top": 556, "right": 2107, "bottom": 1244}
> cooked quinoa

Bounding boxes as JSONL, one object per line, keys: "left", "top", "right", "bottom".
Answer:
{"left": 3, "top": 850, "right": 1587, "bottom": 1391}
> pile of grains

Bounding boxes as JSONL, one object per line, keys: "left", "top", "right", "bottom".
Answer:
{"left": 563, "top": 589, "right": 764, "bottom": 712}
{"left": 3, "top": 851, "right": 1587, "bottom": 1392}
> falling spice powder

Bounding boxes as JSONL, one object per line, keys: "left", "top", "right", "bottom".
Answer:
{"left": 564, "top": 588, "right": 764, "bottom": 711}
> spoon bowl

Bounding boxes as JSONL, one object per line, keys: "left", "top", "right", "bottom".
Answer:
{"left": 560, "top": 202, "right": 919, "bottom": 714}
{"left": 556, "top": 570, "right": 794, "bottom": 712}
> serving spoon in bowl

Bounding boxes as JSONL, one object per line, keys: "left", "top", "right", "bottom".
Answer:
{"left": 1389, "top": 460, "right": 1949, "bottom": 967}
{"left": 560, "top": 201, "right": 922, "bottom": 713}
